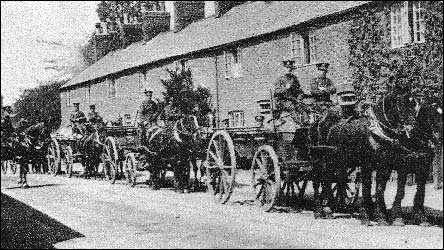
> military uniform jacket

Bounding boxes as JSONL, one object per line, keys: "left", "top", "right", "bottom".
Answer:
{"left": 310, "top": 77, "right": 336, "bottom": 102}
{"left": 140, "top": 99, "right": 158, "bottom": 123}
{"left": 70, "top": 110, "right": 86, "bottom": 124}
{"left": 88, "top": 111, "right": 103, "bottom": 124}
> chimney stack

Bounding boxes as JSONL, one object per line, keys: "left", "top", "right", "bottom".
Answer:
{"left": 215, "top": 1, "right": 246, "bottom": 18}
{"left": 141, "top": 1, "right": 170, "bottom": 41}
{"left": 173, "top": 1, "right": 205, "bottom": 32}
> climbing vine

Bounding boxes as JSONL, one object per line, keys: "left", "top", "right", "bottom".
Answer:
{"left": 348, "top": 1, "right": 443, "bottom": 105}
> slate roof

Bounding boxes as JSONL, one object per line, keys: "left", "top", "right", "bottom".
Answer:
{"left": 62, "top": 1, "right": 370, "bottom": 89}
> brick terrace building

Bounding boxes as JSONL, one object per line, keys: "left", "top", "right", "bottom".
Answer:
{"left": 60, "top": 1, "right": 434, "bottom": 130}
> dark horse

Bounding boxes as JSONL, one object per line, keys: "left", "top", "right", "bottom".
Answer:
{"left": 140, "top": 115, "right": 203, "bottom": 192}
{"left": 5, "top": 122, "right": 51, "bottom": 187}
{"left": 318, "top": 90, "right": 439, "bottom": 226}
{"left": 81, "top": 122, "right": 105, "bottom": 178}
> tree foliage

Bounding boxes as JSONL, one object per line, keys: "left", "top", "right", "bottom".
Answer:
{"left": 348, "top": 1, "right": 443, "bottom": 105}
{"left": 13, "top": 80, "right": 65, "bottom": 132}
{"left": 159, "top": 69, "right": 212, "bottom": 125}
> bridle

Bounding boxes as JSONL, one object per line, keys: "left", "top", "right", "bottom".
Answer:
{"left": 173, "top": 115, "right": 203, "bottom": 143}
{"left": 378, "top": 94, "right": 415, "bottom": 139}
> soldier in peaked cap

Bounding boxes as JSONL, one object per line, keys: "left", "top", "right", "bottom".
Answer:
{"left": 1, "top": 106, "right": 15, "bottom": 137}
{"left": 310, "top": 63, "right": 337, "bottom": 105}
{"left": 87, "top": 104, "right": 104, "bottom": 133}
{"left": 139, "top": 89, "right": 159, "bottom": 143}
{"left": 336, "top": 83, "right": 358, "bottom": 119}
{"left": 70, "top": 102, "right": 87, "bottom": 136}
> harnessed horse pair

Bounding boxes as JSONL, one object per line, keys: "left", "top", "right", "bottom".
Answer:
{"left": 315, "top": 91, "right": 441, "bottom": 226}
{"left": 139, "top": 115, "right": 204, "bottom": 192}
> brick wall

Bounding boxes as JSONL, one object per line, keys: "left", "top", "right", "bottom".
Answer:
{"left": 60, "top": 15, "right": 353, "bottom": 131}
{"left": 213, "top": 20, "right": 353, "bottom": 128}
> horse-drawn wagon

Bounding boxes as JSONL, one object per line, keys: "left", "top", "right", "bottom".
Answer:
{"left": 202, "top": 99, "right": 362, "bottom": 214}
{"left": 47, "top": 124, "right": 117, "bottom": 181}
{"left": 103, "top": 115, "right": 205, "bottom": 191}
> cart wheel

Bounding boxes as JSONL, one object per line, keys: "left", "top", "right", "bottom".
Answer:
{"left": 251, "top": 145, "right": 280, "bottom": 212}
{"left": 204, "top": 131, "right": 236, "bottom": 204}
{"left": 124, "top": 153, "right": 137, "bottom": 187}
{"left": 103, "top": 137, "right": 118, "bottom": 184}
{"left": 65, "top": 146, "right": 74, "bottom": 178}
{"left": 332, "top": 167, "right": 361, "bottom": 212}
{"left": 48, "top": 138, "right": 61, "bottom": 176}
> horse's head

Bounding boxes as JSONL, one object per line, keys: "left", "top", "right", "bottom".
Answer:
{"left": 174, "top": 115, "right": 204, "bottom": 145}
{"left": 378, "top": 91, "right": 418, "bottom": 139}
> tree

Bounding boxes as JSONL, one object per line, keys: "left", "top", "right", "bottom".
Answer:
{"left": 159, "top": 68, "right": 212, "bottom": 125}
{"left": 79, "top": 1, "right": 149, "bottom": 66}
{"left": 13, "top": 80, "right": 65, "bottom": 132}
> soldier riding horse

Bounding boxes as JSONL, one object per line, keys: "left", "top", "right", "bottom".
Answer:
{"left": 2, "top": 121, "right": 51, "bottom": 188}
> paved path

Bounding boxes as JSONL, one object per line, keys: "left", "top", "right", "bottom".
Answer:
{"left": 1, "top": 172, "right": 443, "bottom": 249}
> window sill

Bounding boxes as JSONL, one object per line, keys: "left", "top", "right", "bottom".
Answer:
{"left": 391, "top": 41, "right": 426, "bottom": 49}
{"left": 293, "top": 62, "right": 322, "bottom": 69}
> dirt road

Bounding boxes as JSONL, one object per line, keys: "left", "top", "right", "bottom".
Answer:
{"left": 1, "top": 172, "right": 443, "bottom": 249}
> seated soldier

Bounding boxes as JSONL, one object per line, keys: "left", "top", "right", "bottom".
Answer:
{"left": 139, "top": 90, "right": 159, "bottom": 144}
{"left": 310, "top": 62, "right": 337, "bottom": 116}
{"left": 87, "top": 104, "right": 103, "bottom": 131}
{"left": 336, "top": 83, "right": 359, "bottom": 120}
{"left": 70, "top": 103, "right": 87, "bottom": 139}
{"left": 1, "top": 106, "right": 15, "bottom": 138}
{"left": 273, "top": 71, "right": 307, "bottom": 128}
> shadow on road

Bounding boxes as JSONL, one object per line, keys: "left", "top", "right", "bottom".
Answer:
{"left": 232, "top": 194, "right": 443, "bottom": 227}
{"left": 3, "top": 184, "right": 61, "bottom": 190}
{"left": 1, "top": 193, "right": 84, "bottom": 249}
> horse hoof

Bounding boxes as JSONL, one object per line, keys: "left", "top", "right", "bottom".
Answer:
{"left": 392, "top": 218, "right": 405, "bottom": 227}
{"left": 361, "top": 219, "right": 373, "bottom": 227}
{"left": 419, "top": 221, "right": 431, "bottom": 227}
{"left": 323, "top": 213, "right": 334, "bottom": 219}
{"left": 21, "top": 184, "right": 30, "bottom": 189}
{"left": 377, "top": 219, "right": 390, "bottom": 226}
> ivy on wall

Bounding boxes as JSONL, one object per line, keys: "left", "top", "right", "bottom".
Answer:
{"left": 348, "top": 1, "right": 443, "bottom": 105}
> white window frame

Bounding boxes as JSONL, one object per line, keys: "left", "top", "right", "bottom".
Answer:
{"left": 66, "top": 90, "right": 71, "bottom": 107}
{"left": 225, "top": 48, "right": 243, "bottom": 79}
{"left": 138, "top": 72, "right": 145, "bottom": 92}
{"left": 229, "top": 110, "right": 245, "bottom": 128}
{"left": 309, "top": 34, "right": 319, "bottom": 64}
{"left": 413, "top": 1, "right": 425, "bottom": 43}
{"left": 108, "top": 78, "right": 116, "bottom": 98}
{"left": 390, "top": 1, "right": 425, "bottom": 48}
{"left": 224, "top": 51, "right": 232, "bottom": 79}
{"left": 290, "top": 33, "right": 304, "bottom": 66}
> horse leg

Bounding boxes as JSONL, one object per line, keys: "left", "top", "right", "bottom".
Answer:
{"left": 359, "top": 167, "right": 373, "bottom": 226}
{"left": 391, "top": 169, "right": 407, "bottom": 226}
{"left": 21, "top": 162, "right": 29, "bottom": 188}
{"left": 413, "top": 164, "right": 431, "bottom": 227}
{"left": 190, "top": 159, "right": 199, "bottom": 192}
{"left": 321, "top": 180, "right": 334, "bottom": 219}
{"left": 374, "top": 168, "right": 391, "bottom": 226}
{"left": 313, "top": 179, "right": 323, "bottom": 219}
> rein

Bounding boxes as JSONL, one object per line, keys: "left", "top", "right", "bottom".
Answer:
{"left": 377, "top": 95, "right": 414, "bottom": 138}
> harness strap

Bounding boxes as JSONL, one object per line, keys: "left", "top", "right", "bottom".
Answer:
{"left": 367, "top": 107, "right": 396, "bottom": 143}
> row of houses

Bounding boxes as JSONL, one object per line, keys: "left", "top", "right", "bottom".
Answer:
{"left": 61, "top": 1, "right": 432, "bottom": 129}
